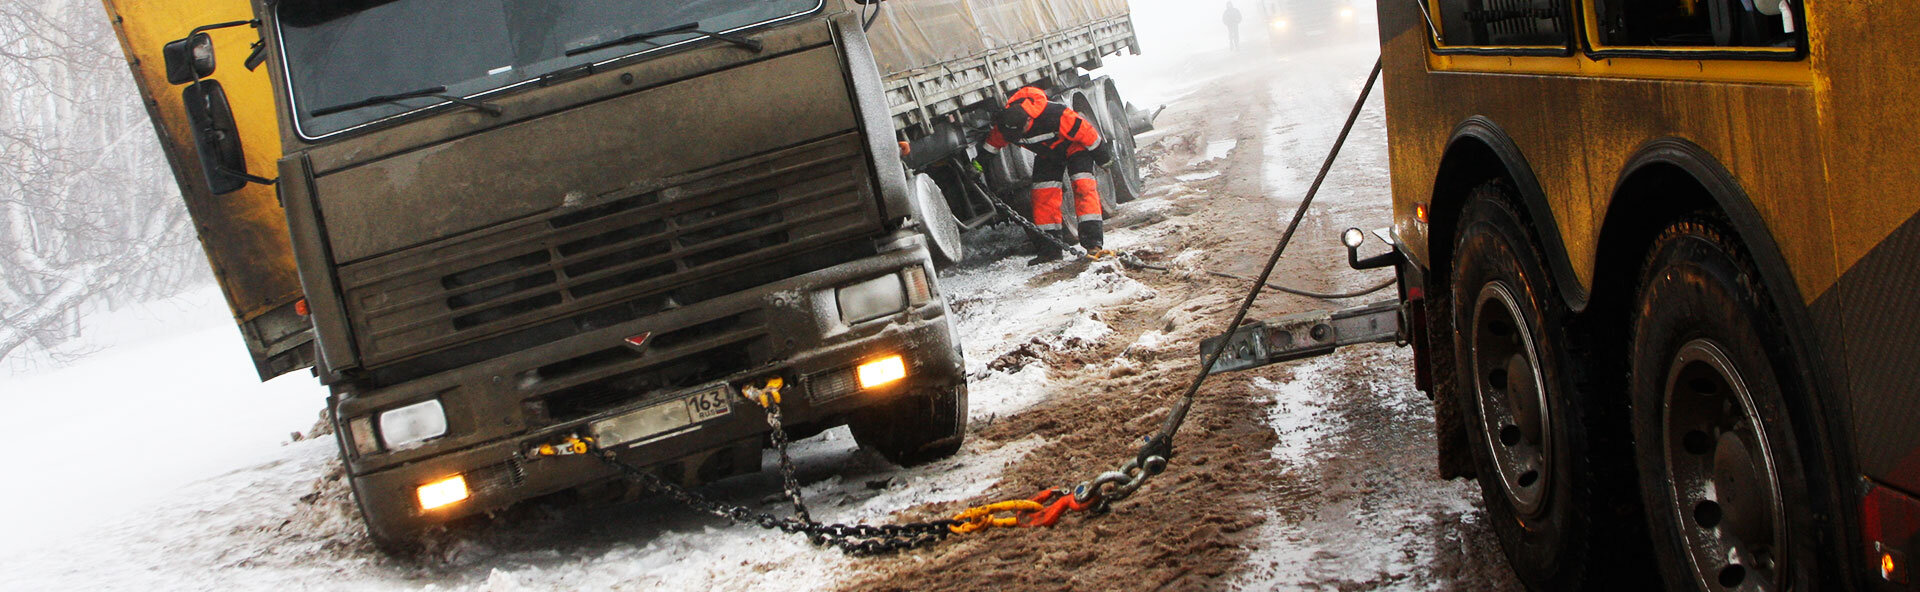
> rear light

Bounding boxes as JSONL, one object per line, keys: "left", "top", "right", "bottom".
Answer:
{"left": 1883, "top": 543, "right": 1909, "bottom": 584}
{"left": 417, "top": 475, "right": 469, "bottom": 511}
{"left": 857, "top": 355, "right": 907, "bottom": 389}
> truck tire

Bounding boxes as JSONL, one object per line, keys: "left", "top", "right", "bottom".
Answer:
{"left": 1628, "top": 218, "right": 1835, "bottom": 592}
{"left": 1070, "top": 91, "right": 1121, "bottom": 220}
{"left": 911, "top": 173, "right": 965, "bottom": 266}
{"left": 1099, "top": 84, "right": 1145, "bottom": 204}
{"left": 850, "top": 384, "right": 967, "bottom": 467}
{"left": 1449, "top": 182, "right": 1653, "bottom": 590}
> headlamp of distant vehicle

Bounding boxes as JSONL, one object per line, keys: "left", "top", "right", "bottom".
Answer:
{"left": 1339, "top": 7, "right": 1356, "bottom": 20}
{"left": 1272, "top": 18, "right": 1290, "bottom": 31}
{"left": 837, "top": 275, "right": 907, "bottom": 324}
{"left": 379, "top": 399, "right": 448, "bottom": 450}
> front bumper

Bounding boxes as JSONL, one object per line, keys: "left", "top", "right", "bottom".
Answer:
{"left": 338, "top": 244, "right": 963, "bottom": 536}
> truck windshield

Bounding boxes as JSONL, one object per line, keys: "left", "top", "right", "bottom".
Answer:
{"left": 276, "top": 0, "right": 822, "bottom": 139}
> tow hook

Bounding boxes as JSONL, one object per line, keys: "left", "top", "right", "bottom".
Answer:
{"left": 529, "top": 434, "right": 596, "bottom": 458}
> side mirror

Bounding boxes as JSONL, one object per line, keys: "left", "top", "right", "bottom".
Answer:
{"left": 163, "top": 32, "right": 216, "bottom": 84}
{"left": 181, "top": 80, "right": 250, "bottom": 195}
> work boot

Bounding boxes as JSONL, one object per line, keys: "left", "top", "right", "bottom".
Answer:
{"left": 1077, "top": 220, "right": 1105, "bottom": 251}
{"left": 1027, "top": 229, "right": 1066, "bottom": 266}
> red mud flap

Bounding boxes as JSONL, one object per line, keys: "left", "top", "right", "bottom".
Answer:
{"left": 1198, "top": 300, "right": 1403, "bottom": 375}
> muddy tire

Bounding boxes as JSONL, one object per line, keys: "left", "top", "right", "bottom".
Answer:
{"left": 850, "top": 384, "right": 967, "bottom": 467}
{"left": 1448, "top": 182, "right": 1652, "bottom": 590}
{"left": 1628, "top": 219, "right": 1835, "bottom": 591}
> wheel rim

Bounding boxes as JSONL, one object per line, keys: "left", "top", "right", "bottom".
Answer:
{"left": 1105, "top": 93, "right": 1143, "bottom": 202}
{"left": 913, "top": 173, "right": 964, "bottom": 264}
{"left": 1662, "top": 339, "right": 1785, "bottom": 591}
{"left": 1471, "top": 281, "right": 1553, "bottom": 516}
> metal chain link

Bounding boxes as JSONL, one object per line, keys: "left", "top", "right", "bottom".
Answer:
{"left": 593, "top": 401, "right": 960, "bottom": 555}
{"left": 958, "top": 169, "right": 1087, "bottom": 257}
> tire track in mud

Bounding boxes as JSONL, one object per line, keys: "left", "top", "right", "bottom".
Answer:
{"left": 833, "top": 53, "right": 1296, "bottom": 592}
{"left": 838, "top": 41, "right": 1522, "bottom": 591}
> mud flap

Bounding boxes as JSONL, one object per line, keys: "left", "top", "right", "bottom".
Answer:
{"left": 1198, "top": 300, "right": 1403, "bottom": 375}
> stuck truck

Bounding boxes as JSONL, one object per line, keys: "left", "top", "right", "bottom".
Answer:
{"left": 103, "top": 0, "right": 1142, "bottom": 551}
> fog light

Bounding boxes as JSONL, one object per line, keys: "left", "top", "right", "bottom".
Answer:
{"left": 417, "top": 475, "right": 469, "bottom": 511}
{"left": 857, "top": 355, "right": 907, "bottom": 389}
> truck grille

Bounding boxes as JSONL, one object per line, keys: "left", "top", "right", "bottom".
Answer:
{"left": 337, "top": 133, "right": 883, "bottom": 372}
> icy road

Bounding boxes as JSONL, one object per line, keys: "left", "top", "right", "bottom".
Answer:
{"left": 1, "top": 3, "right": 1523, "bottom": 590}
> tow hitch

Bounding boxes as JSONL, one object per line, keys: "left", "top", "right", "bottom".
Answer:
{"left": 1198, "top": 226, "right": 1406, "bottom": 375}
{"left": 1199, "top": 300, "right": 1402, "bottom": 374}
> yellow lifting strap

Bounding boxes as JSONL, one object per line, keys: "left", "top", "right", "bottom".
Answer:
{"left": 948, "top": 500, "right": 1045, "bottom": 534}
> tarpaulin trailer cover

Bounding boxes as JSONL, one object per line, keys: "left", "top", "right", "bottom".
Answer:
{"left": 848, "top": 0, "right": 1130, "bottom": 75}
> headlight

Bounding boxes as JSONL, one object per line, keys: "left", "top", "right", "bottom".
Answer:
{"left": 1339, "top": 7, "right": 1355, "bottom": 19}
{"left": 379, "top": 399, "right": 448, "bottom": 450}
{"left": 837, "top": 275, "right": 906, "bottom": 324}
{"left": 1272, "top": 18, "right": 1290, "bottom": 31}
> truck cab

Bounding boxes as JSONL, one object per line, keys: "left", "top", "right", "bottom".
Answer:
{"left": 110, "top": 0, "right": 968, "bottom": 551}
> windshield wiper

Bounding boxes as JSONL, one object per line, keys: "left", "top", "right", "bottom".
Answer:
{"left": 310, "top": 85, "right": 502, "bottom": 118}
{"left": 564, "top": 21, "right": 764, "bottom": 58}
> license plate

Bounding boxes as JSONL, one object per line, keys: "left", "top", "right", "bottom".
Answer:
{"left": 591, "top": 384, "right": 734, "bottom": 448}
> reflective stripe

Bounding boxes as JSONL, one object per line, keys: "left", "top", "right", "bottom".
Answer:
{"left": 1017, "top": 132, "right": 1058, "bottom": 144}
{"left": 981, "top": 143, "right": 999, "bottom": 154}
{"left": 1034, "top": 181, "right": 1065, "bottom": 190}
{"left": 1077, "top": 213, "right": 1104, "bottom": 222}
{"left": 1036, "top": 223, "right": 1062, "bottom": 230}
{"left": 1070, "top": 173, "right": 1097, "bottom": 182}
{"left": 1085, "top": 138, "right": 1103, "bottom": 151}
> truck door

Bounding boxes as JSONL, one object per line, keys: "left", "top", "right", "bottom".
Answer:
{"left": 103, "top": 0, "right": 314, "bottom": 380}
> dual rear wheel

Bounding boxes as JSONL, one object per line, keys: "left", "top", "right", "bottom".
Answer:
{"left": 1448, "top": 183, "right": 1836, "bottom": 590}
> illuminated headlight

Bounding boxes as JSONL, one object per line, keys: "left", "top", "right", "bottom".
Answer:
{"left": 1339, "top": 7, "right": 1355, "bottom": 19}
{"left": 379, "top": 399, "right": 448, "bottom": 450}
{"left": 1272, "top": 18, "right": 1290, "bottom": 31}
{"left": 837, "top": 275, "right": 906, "bottom": 324}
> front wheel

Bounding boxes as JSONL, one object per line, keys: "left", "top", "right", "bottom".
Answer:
{"left": 1629, "top": 219, "right": 1834, "bottom": 591}
{"left": 849, "top": 384, "right": 967, "bottom": 467}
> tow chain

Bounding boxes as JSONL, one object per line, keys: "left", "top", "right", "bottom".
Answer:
{"left": 586, "top": 378, "right": 963, "bottom": 555}
{"left": 574, "top": 58, "right": 1385, "bottom": 555}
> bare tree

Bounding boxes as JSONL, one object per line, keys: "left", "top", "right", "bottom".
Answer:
{"left": 1, "top": 0, "right": 208, "bottom": 367}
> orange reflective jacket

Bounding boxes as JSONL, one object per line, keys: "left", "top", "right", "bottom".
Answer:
{"left": 984, "top": 87, "right": 1103, "bottom": 156}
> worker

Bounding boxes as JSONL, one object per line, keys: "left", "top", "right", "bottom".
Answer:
{"left": 981, "top": 86, "right": 1113, "bottom": 265}
{"left": 1224, "top": 2, "right": 1244, "bottom": 51}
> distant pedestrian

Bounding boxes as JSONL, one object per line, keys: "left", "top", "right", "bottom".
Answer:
{"left": 1224, "top": 2, "right": 1244, "bottom": 50}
